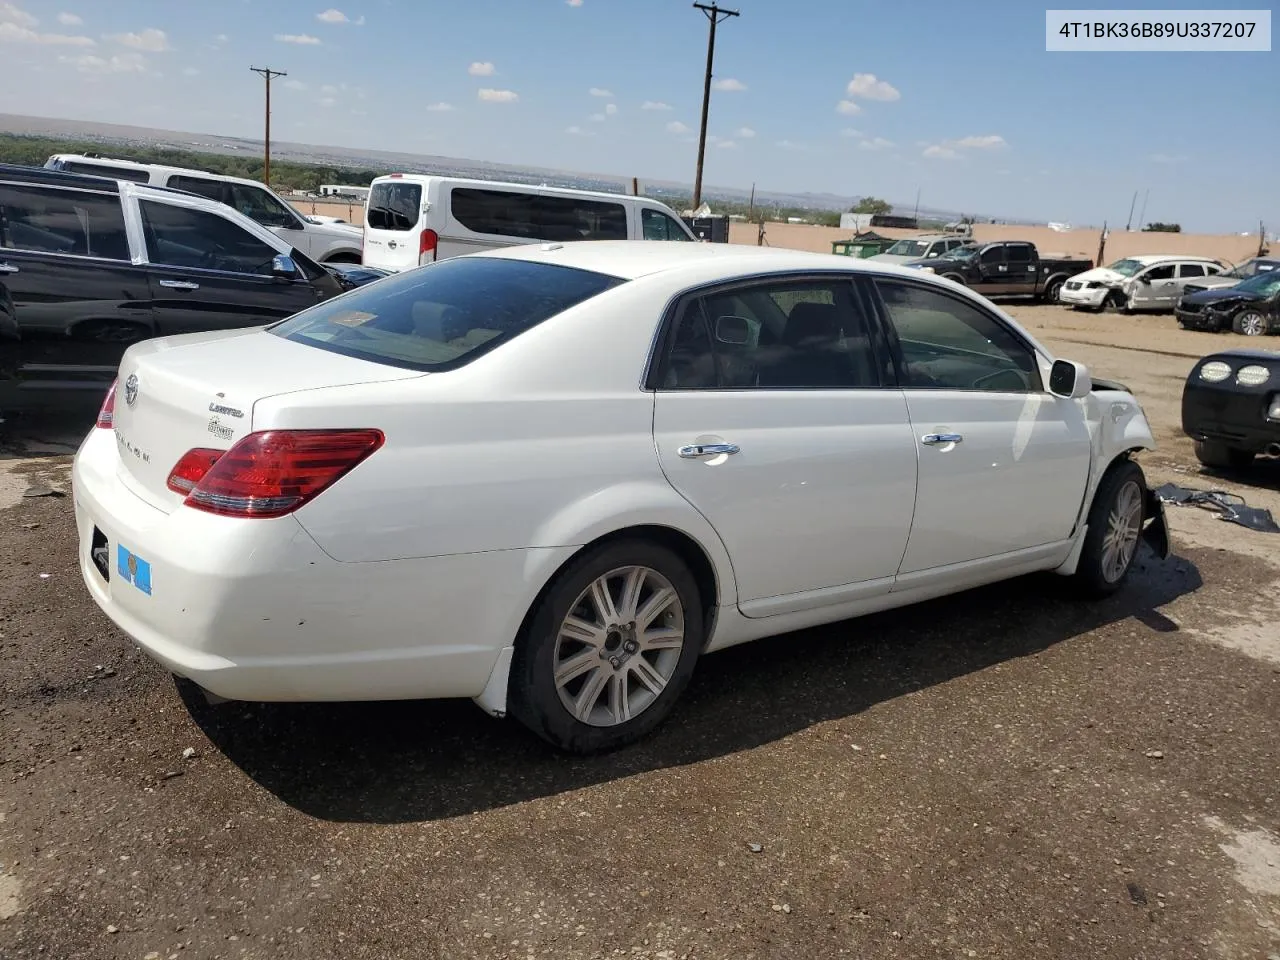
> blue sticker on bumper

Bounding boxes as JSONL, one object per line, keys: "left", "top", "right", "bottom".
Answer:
{"left": 116, "top": 544, "right": 152, "bottom": 596}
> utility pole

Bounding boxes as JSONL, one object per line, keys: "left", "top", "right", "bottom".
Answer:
{"left": 1124, "top": 190, "right": 1137, "bottom": 231}
{"left": 1136, "top": 189, "right": 1149, "bottom": 231}
{"left": 249, "top": 66, "right": 287, "bottom": 187}
{"left": 913, "top": 187, "right": 921, "bottom": 222}
{"left": 691, "top": 2, "right": 739, "bottom": 211}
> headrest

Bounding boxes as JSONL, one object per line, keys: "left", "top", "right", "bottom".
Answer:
{"left": 785, "top": 302, "right": 842, "bottom": 345}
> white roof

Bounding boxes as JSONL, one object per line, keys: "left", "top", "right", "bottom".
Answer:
{"left": 1119, "top": 253, "right": 1223, "bottom": 264}
{"left": 370, "top": 173, "right": 673, "bottom": 206}
{"left": 48, "top": 153, "right": 267, "bottom": 190}
{"left": 469, "top": 239, "right": 946, "bottom": 283}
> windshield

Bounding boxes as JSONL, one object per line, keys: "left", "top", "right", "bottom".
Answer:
{"left": 1233, "top": 272, "right": 1280, "bottom": 297}
{"left": 938, "top": 245, "right": 978, "bottom": 260}
{"left": 884, "top": 239, "right": 930, "bottom": 257}
{"left": 271, "top": 256, "right": 625, "bottom": 371}
{"left": 1105, "top": 259, "right": 1146, "bottom": 277}
{"left": 1227, "top": 258, "right": 1279, "bottom": 279}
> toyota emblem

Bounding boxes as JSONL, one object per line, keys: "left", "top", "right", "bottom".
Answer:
{"left": 124, "top": 373, "right": 139, "bottom": 406}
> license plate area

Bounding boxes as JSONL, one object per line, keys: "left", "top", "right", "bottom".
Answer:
{"left": 90, "top": 527, "right": 109, "bottom": 583}
{"left": 116, "top": 543, "right": 152, "bottom": 596}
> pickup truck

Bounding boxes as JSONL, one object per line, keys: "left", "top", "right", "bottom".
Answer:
{"left": 904, "top": 241, "right": 1093, "bottom": 302}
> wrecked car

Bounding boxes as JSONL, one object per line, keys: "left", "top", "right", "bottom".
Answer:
{"left": 1182, "top": 347, "right": 1280, "bottom": 468}
{"left": 1059, "top": 255, "right": 1230, "bottom": 313}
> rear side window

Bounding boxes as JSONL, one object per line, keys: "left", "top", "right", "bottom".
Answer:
{"left": 451, "top": 188, "right": 628, "bottom": 242}
{"left": 1179, "top": 263, "right": 1206, "bottom": 278}
{"left": 0, "top": 183, "right": 131, "bottom": 260}
{"left": 139, "top": 200, "right": 281, "bottom": 275}
{"left": 60, "top": 161, "right": 151, "bottom": 184}
{"left": 271, "top": 256, "right": 625, "bottom": 371}
{"left": 167, "top": 175, "right": 232, "bottom": 205}
{"left": 642, "top": 208, "right": 694, "bottom": 241}
{"left": 367, "top": 181, "right": 421, "bottom": 231}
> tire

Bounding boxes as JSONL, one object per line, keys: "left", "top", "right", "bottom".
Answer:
{"left": 940, "top": 273, "right": 967, "bottom": 286}
{"left": 1042, "top": 277, "right": 1066, "bottom": 304}
{"left": 1072, "top": 459, "right": 1147, "bottom": 599}
{"left": 1232, "top": 310, "right": 1268, "bottom": 337}
{"left": 1105, "top": 291, "right": 1129, "bottom": 314}
{"left": 508, "top": 539, "right": 704, "bottom": 754}
{"left": 1194, "top": 439, "right": 1255, "bottom": 470}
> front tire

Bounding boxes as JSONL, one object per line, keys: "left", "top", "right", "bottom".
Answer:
{"left": 1042, "top": 277, "right": 1066, "bottom": 303}
{"left": 1232, "top": 310, "right": 1268, "bottom": 336}
{"left": 1194, "top": 439, "right": 1255, "bottom": 470}
{"left": 1105, "top": 291, "right": 1129, "bottom": 314}
{"left": 509, "top": 539, "right": 704, "bottom": 754}
{"left": 1072, "top": 459, "right": 1147, "bottom": 599}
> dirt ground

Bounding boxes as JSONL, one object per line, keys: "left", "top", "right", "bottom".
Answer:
{"left": 1, "top": 303, "right": 1278, "bottom": 960}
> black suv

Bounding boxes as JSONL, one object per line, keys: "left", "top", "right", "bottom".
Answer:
{"left": 0, "top": 164, "right": 343, "bottom": 405}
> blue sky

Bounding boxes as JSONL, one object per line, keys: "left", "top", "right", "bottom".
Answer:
{"left": 0, "top": 0, "right": 1275, "bottom": 231}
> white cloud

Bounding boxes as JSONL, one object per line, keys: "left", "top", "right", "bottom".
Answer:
{"left": 355, "top": 15, "right": 365, "bottom": 25}
{"left": 284, "top": 78, "right": 307, "bottom": 90}
{"left": 566, "top": 125, "right": 593, "bottom": 136}
{"left": 316, "top": 8, "right": 348, "bottom": 23}
{"left": 57, "top": 12, "right": 82, "bottom": 26}
{"left": 846, "top": 73, "right": 900, "bottom": 102}
{"left": 666, "top": 120, "right": 689, "bottom": 134}
{"left": 589, "top": 87, "right": 612, "bottom": 97}
{"left": 0, "top": 2, "right": 36, "bottom": 27}
{"left": 276, "top": 33, "right": 321, "bottom": 45}
{"left": 923, "top": 144, "right": 960, "bottom": 160}
{"left": 59, "top": 51, "right": 146, "bottom": 73}
{"left": 711, "top": 77, "right": 746, "bottom": 92}
{"left": 320, "top": 83, "right": 337, "bottom": 94}
{"left": 477, "top": 87, "right": 518, "bottom": 103}
{"left": 859, "top": 137, "right": 894, "bottom": 151}
{"left": 836, "top": 100, "right": 862, "bottom": 115}
{"left": 213, "top": 33, "right": 228, "bottom": 44}
{"left": 717, "top": 140, "right": 737, "bottom": 149}
{"left": 641, "top": 100, "right": 672, "bottom": 111}
{"left": 566, "top": 0, "right": 583, "bottom": 6}
{"left": 735, "top": 126, "right": 756, "bottom": 139}
{"left": 604, "top": 103, "right": 617, "bottom": 115}
{"left": 106, "top": 28, "right": 169, "bottom": 52}
{"left": 776, "top": 140, "right": 806, "bottom": 151}
{"left": 468, "top": 61, "right": 495, "bottom": 76}
{"left": 840, "top": 127, "right": 863, "bottom": 138}
{"left": 426, "top": 102, "right": 454, "bottom": 112}
{"left": 588, "top": 112, "right": 605, "bottom": 122}
{"left": 318, "top": 97, "right": 337, "bottom": 108}
{"left": 952, "top": 134, "right": 1006, "bottom": 149}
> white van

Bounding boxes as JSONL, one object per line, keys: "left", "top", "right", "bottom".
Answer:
{"left": 43, "top": 154, "right": 365, "bottom": 265}
{"left": 362, "top": 174, "right": 699, "bottom": 272}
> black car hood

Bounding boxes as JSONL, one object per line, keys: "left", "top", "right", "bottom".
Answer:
{"left": 1182, "top": 287, "right": 1265, "bottom": 306}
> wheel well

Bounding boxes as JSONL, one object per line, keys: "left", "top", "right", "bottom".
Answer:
{"left": 1045, "top": 273, "right": 1068, "bottom": 289}
{"left": 323, "top": 252, "right": 362, "bottom": 264}
{"left": 513, "top": 524, "right": 721, "bottom": 652}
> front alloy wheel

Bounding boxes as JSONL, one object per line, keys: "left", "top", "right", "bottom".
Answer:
{"left": 1233, "top": 310, "right": 1268, "bottom": 336}
{"left": 1072, "top": 459, "right": 1148, "bottom": 598}
{"left": 1100, "top": 480, "right": 1143, "bottom": 584}
{"left": 553, "top": 566, "right": 686, "bottom": 727}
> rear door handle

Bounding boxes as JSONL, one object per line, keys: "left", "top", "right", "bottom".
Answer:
{"left": 921, "top": 433, "right": 963, "bottom": 445}
{"left": 0, "top": 263, "right": 18, "bottom": 275}
{"left": 678, "top": 442, "right": 740, "bottom": 459}
{"left": 158, "top": 279, "right": 200, "bottom": 290}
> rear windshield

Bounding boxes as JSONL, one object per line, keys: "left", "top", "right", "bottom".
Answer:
{"left": 270, "top": 256, "right": 625, "bottom": 371}
{"left": 366, "top": 181, "right": 421, "bottom": 231}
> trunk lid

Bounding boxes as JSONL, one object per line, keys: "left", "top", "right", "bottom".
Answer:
{"left": 111, "top": 327, "right": 421, "bottom": 513}
{"left": 362, "top": 179, "right": 426, "bottom": 273}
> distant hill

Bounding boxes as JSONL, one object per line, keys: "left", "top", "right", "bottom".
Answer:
{"left": 0, "top": 111, "right": 1038, "bottom": 225}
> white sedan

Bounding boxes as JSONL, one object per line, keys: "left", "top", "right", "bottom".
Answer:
{"left": 72, "top": 241, "right": 1170, "bottom": 754}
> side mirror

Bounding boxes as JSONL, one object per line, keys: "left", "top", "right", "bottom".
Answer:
{"left": 715, "top": 315, "right": 751, "bottom": 346}
{"left": 1049, "top": 358, "right": 1092, "bottom": 399}
{"left": 1137, "top": 274, "right": 1151, "bottom": 284}
{"left": 272, "top": 254, "right": 299, "bottom": 280}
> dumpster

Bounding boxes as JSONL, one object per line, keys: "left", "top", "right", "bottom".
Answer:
{"left": 830, "top": 230, "right": 895, "bottom": 258}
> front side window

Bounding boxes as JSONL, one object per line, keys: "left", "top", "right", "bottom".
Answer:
{"left": 1143, "top": 264, "right": 1176, "bottom": 281}
{"left": 641, "top": 208, "right": 694, "bottom": 241}
{"left": 875, "top": 280, "right": 1040, "bottom": 392}
{"left": 229, "top": 184, "right": 301, "bottom": 229}
{"left": 366, "top": 181, "right": 422, "bottom": 231}
{"left": 272, "top": 256, "right": 625, "bottom": 372}
{"left": 139, "top": 200, "right": 280, "bottom": 275}
{"left": 0, "top": 183, "right": 130, "bottom": 260}
{"left": 658, "top": 279, "right": 880, "bottom": 390}
{"left": 979, "top": 245, "right": 1004, "bottom": 265}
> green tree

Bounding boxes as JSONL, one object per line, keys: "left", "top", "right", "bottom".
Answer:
{"left": 850, "top": 197, "right": 892, "bottom": 216}
{"left": 1143, "top": 222, "right": 1182, "bottom": 233}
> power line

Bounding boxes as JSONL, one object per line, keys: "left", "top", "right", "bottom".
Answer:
{"left": 691, "top": 2, "right": 739, "bottom": 211}
{"left": 249, "top": 66, "right": 287, "bottom": 186}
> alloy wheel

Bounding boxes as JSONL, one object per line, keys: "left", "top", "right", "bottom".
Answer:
{"left": 1101, "top": 480, "right": 1142, "bottom": 583}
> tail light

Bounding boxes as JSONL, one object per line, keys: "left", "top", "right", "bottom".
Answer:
{"left": 419, "top": 228, "right": 438, "bottom": 264}
{"left": 167, "top": 429, "right": 384, "bottom": 518}
{"left": 96, "top": 380, "right": 118, "bottom": 429}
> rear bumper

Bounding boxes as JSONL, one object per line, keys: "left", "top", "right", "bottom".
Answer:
{"left": 72, "top": 428, "right": 569, "bottom": 702}
{"left": 1181, "top": 380, "right": 1280, "bottom": 453}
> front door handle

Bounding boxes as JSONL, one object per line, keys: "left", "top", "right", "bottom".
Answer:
{"left": 158, "top": 279, "right": 200, "bottom": 290}
{"left": 678, "top": 442, "right": 740, "bottom": 459}
{"left": 0, "top": 263, "right": 18, "bottom": 275}
{"left": 921, "top": 433, "right": 963, "bottom": 445}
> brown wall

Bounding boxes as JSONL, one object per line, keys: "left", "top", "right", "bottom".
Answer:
{"left": 294, "top": 199, "right": 1264, "bottom": 267}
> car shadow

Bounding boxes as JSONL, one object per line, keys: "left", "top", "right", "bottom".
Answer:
{"left": 1190, "top": 456, "right": 1280, "bottom": 493}
{"left": 182, "top": 547, "right": 1203, "bottom": 824}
